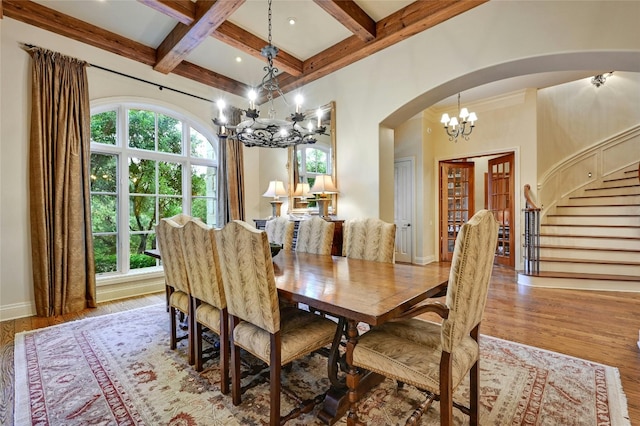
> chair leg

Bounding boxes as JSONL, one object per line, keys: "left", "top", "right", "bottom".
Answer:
{"left": 220, "top": 309, "right": 230, "bottom": 395}
{"left": 187, "top": 299, "right": 195, "bottom": 366}
{"left": 194, "top": 320, "right": 203, "bottom": 372}
{"left": 169, "top": 305, "right": 178, "bottom": 350}
{"left": 440, "top": 352, "right": 453, "bottom": 425}
{"left": 270, "top": 332, "right": 282, "bottom": 426}
{"left": 470, "top": 325, "right": 480, "bottom": 426}
{"left": 230, "top": 316, "right": 242, "bottom": 406}
{"left": 470, "top": 360, "right": 479, "bottom": 426}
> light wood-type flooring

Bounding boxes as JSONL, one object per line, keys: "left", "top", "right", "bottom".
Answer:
{"left": 1, "top": 264, "right": 638, "bottom": 425}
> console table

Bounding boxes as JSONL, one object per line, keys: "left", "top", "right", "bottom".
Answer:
{"left": 254, "top": 217, "right": 344, "bottom": 256}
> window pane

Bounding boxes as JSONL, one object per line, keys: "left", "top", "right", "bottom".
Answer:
{"left": 90, "top": 153, "right": 117, "bottom": 192}
{"left": 191, "top": 165, "right": 216, "bottom": 197}
{"left": 192, "top": 197, "right": 217, "bottom": 226}
{"left": 159, "top": 196, "right": 182, "bottom": 219}
{"left": 128, "top": 109, "right": 155, "bottom": 150}
{"left": 129, "top": 158, "right": 156, "bottom": 194}
{"left": 130, "top": 195, "right": 156, "bottom": 232}
{"left": 158, "top": 114, "right": 182, "bottom": 154}
{"left": 191, "top": 128, "right": 215, "bottom": 159}
{"left": 159, "top": 161, "right": 182, "bottom": 195}
{"left": 91, "top": 111, "right": 117, "bottom": 145}
{"left": 130, "top": 233, "right": 157, "bottom": 270}
{"left": 305, "top": 148, "right": 327, "bottom": 174}
{"left": 93, "top": 235, "right": 117, "bottom": 273}
{"left": 91, "top": 195, "right": 117, "bottom": 233}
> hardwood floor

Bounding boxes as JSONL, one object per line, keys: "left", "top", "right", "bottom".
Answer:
{"left": 1, "top": 265, "right": 638, "bottom": 424}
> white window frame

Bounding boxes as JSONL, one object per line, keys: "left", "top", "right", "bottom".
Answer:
{"left": 90, "top": 100, "right": 219, "bottom": 282}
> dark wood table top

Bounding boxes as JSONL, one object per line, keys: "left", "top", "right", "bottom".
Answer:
{"left": 272, "top": 251, "right": 449, "bottom": 326}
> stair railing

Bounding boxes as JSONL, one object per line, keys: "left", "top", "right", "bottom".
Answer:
{"left": 523, "top": 184, "right": 540, "bottom": 275}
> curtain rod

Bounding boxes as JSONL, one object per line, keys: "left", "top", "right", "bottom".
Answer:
{"left": 22, "top": 43, "right": 213, "bottom": 103}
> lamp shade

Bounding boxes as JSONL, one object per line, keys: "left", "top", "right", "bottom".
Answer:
{"left": 293, "top": 182, "right": 311, "bottom": 198}
{"left": 262, "top": 180, "right": 287, "bottom": 199}
{"left": 310, "top": 175, "right": 338, "bottom": 195}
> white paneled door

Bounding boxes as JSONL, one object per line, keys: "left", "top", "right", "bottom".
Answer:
{"left": 394, "top": 158, "right": 414, "bottom": 263}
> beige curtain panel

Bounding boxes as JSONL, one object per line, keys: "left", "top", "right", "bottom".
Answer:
{"left": 219, "top": 106, "right": 245, "bottom": 223}
{"left": 26, "top": 46, "right": 96, "bottom": 316}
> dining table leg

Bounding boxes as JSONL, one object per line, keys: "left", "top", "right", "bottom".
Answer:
{"left": 346, "top": 319, "right": 360, "bottom": 426}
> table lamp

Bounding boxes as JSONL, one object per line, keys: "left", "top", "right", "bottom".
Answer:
{"left": 293, "top": 182, "right": 311, "bottom": 209}
{"left": 310, "top": 174, "right": 338, "bottom": 218}
{"left": 263, "top": 180, "right": 287, "bottom": 217}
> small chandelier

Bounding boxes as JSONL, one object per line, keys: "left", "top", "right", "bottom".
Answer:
{"left": 213, "top": 0, "right": 326, "bottom": 148}
{"left": 591, "top": 71, "right": 614, "bottom": 88}
{"left": 440, "top": 93, "right": 478, "bottom": 141}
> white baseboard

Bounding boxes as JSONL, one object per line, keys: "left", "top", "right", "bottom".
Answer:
{"left": 0, "top": 275, "right": 165, "bottom": 321}
{"left": 413, "top": 255, "right": 436, "bottom": 265}
{"left": 0, "top": 301, "right": 36, "bottom": 322}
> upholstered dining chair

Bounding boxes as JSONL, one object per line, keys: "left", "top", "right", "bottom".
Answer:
{"left": 155, "top": 213, "right": 195, "bottom": 365}
{"left": 350, "top": 209, "right": 499, "bottom": 425}
{"left": 264, "top": 216, "right": 295, "bottom": 250}
{"left": 342, "top": 217, "right": 396, "bottom": 263}
{"left": 216, "top": 220, "right": 338, "bottom": 426}
{"left": 295, "top": 216, "right": 335, "bottom": 255}
{"left": 180, "top": 219, "right": 229, "bottom": 393}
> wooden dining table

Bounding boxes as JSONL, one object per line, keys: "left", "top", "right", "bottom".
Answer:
{"left": 272, "top": 251, "right": 449, "bottom": 425}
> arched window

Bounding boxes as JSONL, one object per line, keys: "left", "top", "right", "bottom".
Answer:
{"left": 90, "top": 102, "right": 219, "bottom": 276}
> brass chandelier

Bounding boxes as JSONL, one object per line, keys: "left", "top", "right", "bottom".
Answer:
{"left": 440, "top": 93, "right": 478, "bottom": 142}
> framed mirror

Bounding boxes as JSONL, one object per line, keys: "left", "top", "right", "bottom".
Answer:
{"left": 287, "top": 101, "right": 337, "bottom": 216}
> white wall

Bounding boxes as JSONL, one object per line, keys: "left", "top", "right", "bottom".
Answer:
{"left": 2, "top": 1, "right": 640, "bottom": 319}
{"left": 537, "top": 71, "right": 640, "bottom": 176}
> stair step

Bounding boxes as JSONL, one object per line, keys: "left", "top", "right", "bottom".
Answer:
{"left": 524, "top": 271, "right": 640, "bottom": 282}
{"left": 540, "top": 224, "right": 640, "bottom": 238}
{"left": 539, "top": 258, "right": 640, "bottom": 275}
{"left": 603, "top": 175, "right": 639, "bottom": 184}
{"left": 583, "top": 185, "right": 640, "bottom": 196}
{"left": 554, "top": 204, "right": 640, "bottom": 215}
{"left": 544, "top": 214, "right": 639, "bottom": 226}
{"left": 567, "top": 193, "right": 640, "bottom": 205}
{"left": 539, "top": 245, "right": 640, "bottom": 263}
{"left": 540, "top": 257, "right": 640, "bottom": 266}
{"left": 540, "top": 234, "right": 640, "bottom": 249}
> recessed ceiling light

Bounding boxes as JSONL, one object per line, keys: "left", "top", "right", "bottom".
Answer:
{"left": 235, "top": 57, "right": 242, "bottom": 63}
{"left": 288, "top": 17, "right": 296, "bottom": 25}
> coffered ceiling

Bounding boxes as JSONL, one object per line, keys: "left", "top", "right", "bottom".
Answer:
{"left": 1, "top": 0, "right": 486, "bottom": 101}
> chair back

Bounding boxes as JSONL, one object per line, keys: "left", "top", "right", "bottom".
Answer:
{"left": 296, "top": 216, "right": 335, "bottom": 255}
{"left": 155, "top": 215, "right": 190, "bottom": 295}
{"left": 217, "top": 220, "right": 280, "bottom": 334}
{"left": 264, "top": 216, "right": 294, "bottom": 250}
{"left": 343, "top": 218, "right": 396, "bottom": 263}
{"left": 181, "top": 219, "right": 226, "bottom": 310}
{"left": 441, "top": 209, "right": 499, "bottom": 353}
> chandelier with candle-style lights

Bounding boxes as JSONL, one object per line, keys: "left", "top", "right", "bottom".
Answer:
{"left": 440, "top": 93, "right": 478, "bottom": 142}
{"left": 213, "top": 0, "right": 326, "bottom": 148}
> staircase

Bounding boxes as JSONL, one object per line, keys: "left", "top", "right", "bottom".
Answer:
{"left": 519, "top": 164, "right": 640, "bottom": 291}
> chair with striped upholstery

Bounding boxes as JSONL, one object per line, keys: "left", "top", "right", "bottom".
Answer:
{"left": 351, "top": 210, "right": 499, "bottom": 425}
{"left": 180, "top": 219, "right": 229, "bottom": 393}
{"left": 216, "top": 220, "right": 338, "bottom": 426}
{"left": 155, "top": 213, "right": 194, "bottom": 365}
{"left": 295, "top": 216, "right": 335, "bottom": 255}
{"left": 342, "top": 217, "right": 396, "bottom": 263}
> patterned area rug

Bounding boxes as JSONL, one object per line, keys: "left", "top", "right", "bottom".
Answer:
{"left": 14, "top": 304, "right": 630, "bottom": 425}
